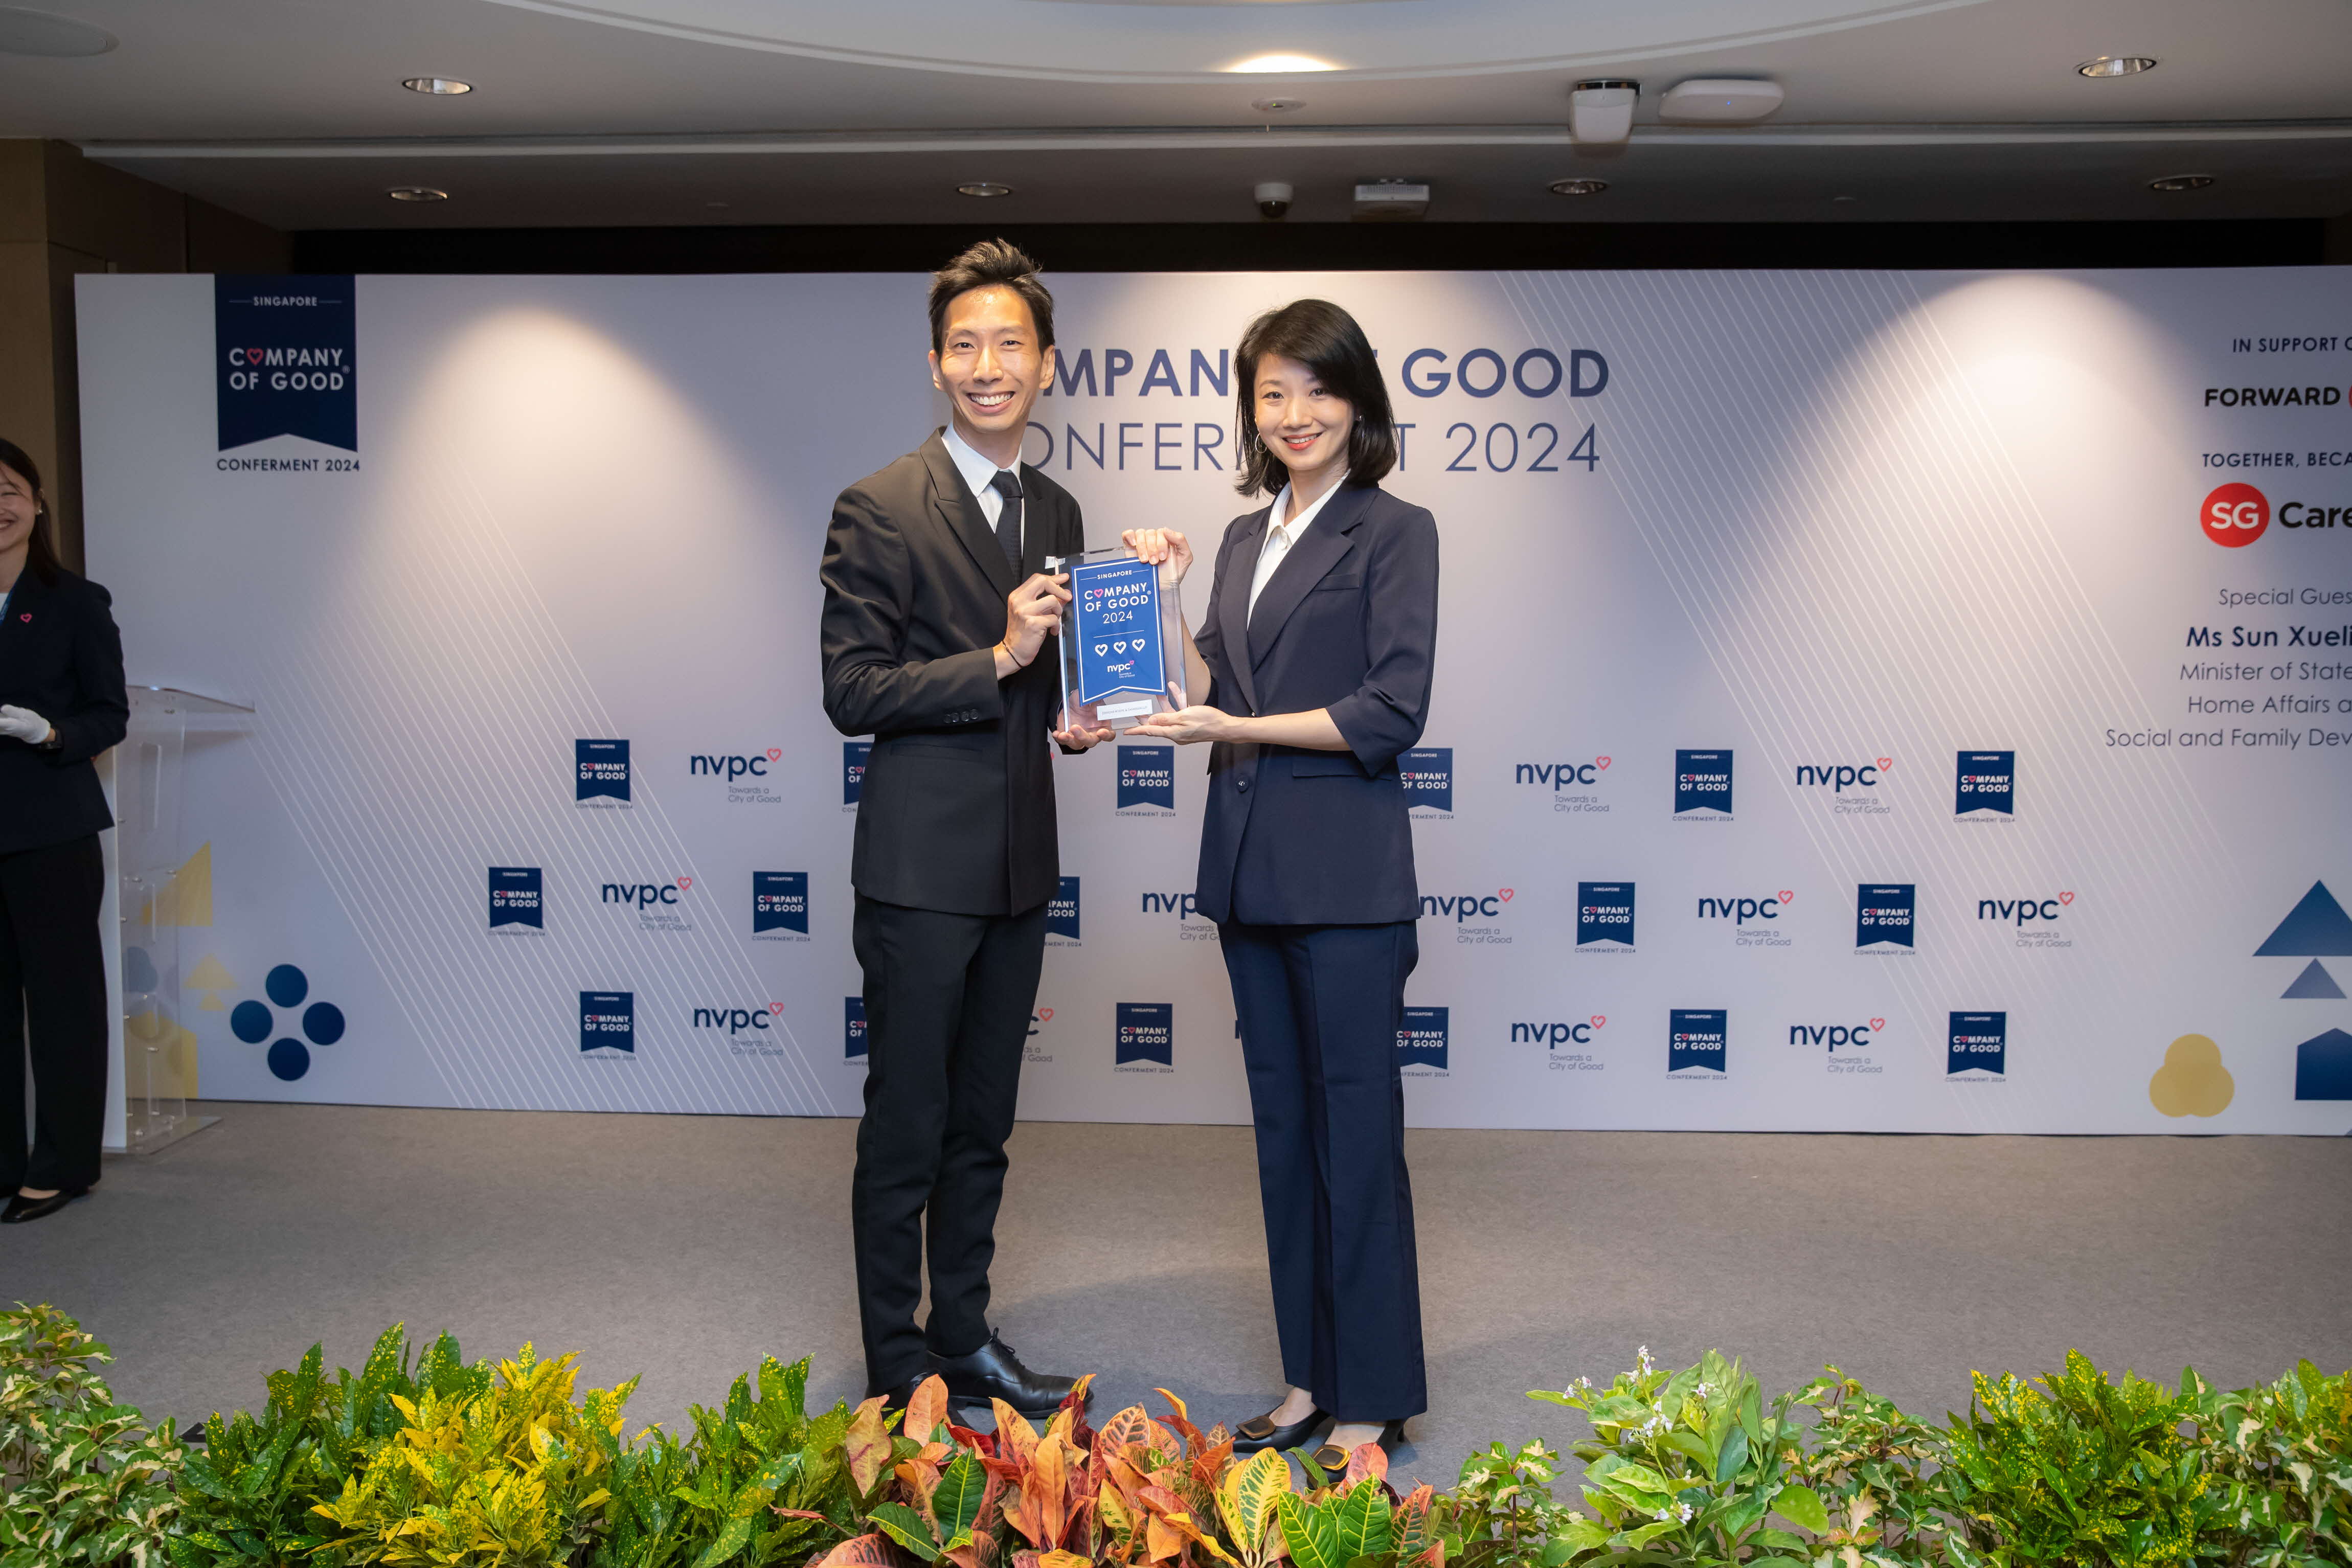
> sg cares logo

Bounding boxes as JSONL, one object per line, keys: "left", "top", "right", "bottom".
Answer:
{"left": 2202, "top": 483, "right": 2269, "bottom": 548}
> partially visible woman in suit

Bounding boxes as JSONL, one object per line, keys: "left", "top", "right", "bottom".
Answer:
{"left": 1125, "top": 299, "right": 1437, "bottom": 1469}
{"left": 0, "top": 437, "right": 128, "bottom": 1223}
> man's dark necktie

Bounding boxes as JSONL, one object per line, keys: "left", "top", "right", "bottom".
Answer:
{"left": 989, "top": 468, "right": 1024, "bottom": 574}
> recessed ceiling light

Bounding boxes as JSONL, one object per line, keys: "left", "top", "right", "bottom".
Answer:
{"left": 1229, "top": 54, "right": 1335, "bottom": 74}
{"left": 0, "top": 7, "right": 116, "bottom": 57}
{"left": 2076, "top": 55, "right": 2155, "bottom": 77}
{"left": 1549, "top": 178, "right": 1609, "bottom": 196}
{"left": 1252, "top": 97, "right": 1306, "bottom": 113}
{"left": 388, "top": 187, "right": 448, "bottom": 202}
{"left": 957, "top": 181, "right": 1013, "bottom": 198}
{"left": 2149, "top": 174, "right": 2213, "bottom": 192}
{"left": 402, "top": 76, "right": 473, "bottom": 95}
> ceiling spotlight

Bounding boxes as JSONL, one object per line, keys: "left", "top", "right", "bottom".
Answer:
{"left": 1658, "top": 78, "right": 1783, "bottom": 122}
{"left": 2076, "top": 55, "right": 2155, "bottom": 77}
{"left": 1252, "top": 97, "right": 1306, "bottom": 113}
{"left": 0, "top": 7, "right": 115, "bottom": 56}
{"left": 2149, "top": 174, "right": 2213, "bottom": 192}
{"left": 1353, "top": 179, "right": 1428, "bottom": 221}
{"left": 388, "top": 187, "right": 448, "bottom": 202}
{"left": 1570, "top": 80, "right": 1640, "bottom": 145}
{"left": 401, "top": 76, "right": 473, "bottom": 94}
{"left": 1229, "top": 54, "right": 1335, "bottom": 74}
{"left": 957, "top": 181, "right": 1013, "bottom": 198}
{"left": 1549, "top": 178, "right": 1609, "bottom": 196}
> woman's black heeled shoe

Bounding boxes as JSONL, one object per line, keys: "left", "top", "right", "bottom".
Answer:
{"left": 1231, "top": 1404, "right": 1328, "bottom": 1455}
{"left": 1309, "top": 1419, "right": 1408, "bottom": 1473}
{"left": 2, "top": 1185, "right": 91, "bottom": 1224}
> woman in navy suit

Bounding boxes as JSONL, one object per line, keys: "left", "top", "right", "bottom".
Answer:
{"left": 1126, "top": 299, "right": 1437, "bottom": 1468}
{"left": 0, "top": 437, "right": 129, "bottom": 1224}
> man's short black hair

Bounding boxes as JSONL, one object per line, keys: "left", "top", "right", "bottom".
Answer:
{"left": 928, "top": 239, "right": 1055, "bottom": 355}
{"left": 1233, "top": 298, "right": 1398, "bottom": 497}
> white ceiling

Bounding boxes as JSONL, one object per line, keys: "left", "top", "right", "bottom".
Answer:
{"left": 1, "top": 0, "right": 2347, "bottom": 230}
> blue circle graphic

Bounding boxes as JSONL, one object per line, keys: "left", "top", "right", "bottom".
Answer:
{"left": 302, "top": 1002, "right": 346, "bottom": 1046}
{"left": 230, "top": 999, "right": 274, "bottom": 1044}
{"left": 265, "top": 964, "right": 309, "bottom": 1008}
{"left": 266, "top": 1038, "right": 310, "bottom": 1081}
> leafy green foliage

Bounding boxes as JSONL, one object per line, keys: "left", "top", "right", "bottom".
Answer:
{"left": 0, "top": 1303, "right": 184, "bottom": 1568}
{"left": 2184, "top": 1361, "right": 2352, "bottom": 1568}
{"left": 1937, "top": 1352, "right": 2229, "bottom": 1568}
{"left": 1438, "top": 1439, "right": 1577, "bottom": 1568}
{"left": 1783, "top": 1366, "right": 1947, "bottom": 1568}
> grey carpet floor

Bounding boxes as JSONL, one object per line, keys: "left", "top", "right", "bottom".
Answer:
{"left": 6, "top": 1102, "right": 2350, "bottom": 1490}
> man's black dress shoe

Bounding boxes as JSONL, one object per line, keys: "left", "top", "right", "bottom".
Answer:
{"left": 1309, "top": 1419, "right": 1408, "bottom": 1473}
{"left": 929, "top": 1332, "right": 1083, "bottom": 1421}
{"left": 2, "top": 1186, "right": 90, "bottom": 1224}
{"left": 1231, "top": 1404, "right": 1328, "bottom": 1455}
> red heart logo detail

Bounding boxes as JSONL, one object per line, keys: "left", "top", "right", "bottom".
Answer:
{"left": 1876, "top": 757, "right": 1893, "bottom": 770}
{"left": 769, "top": 1003, "right": 783, "bottom": 1015}
{"left": 1595, "top": 756, "right": 1612, "bottom": 770}
{"left": 676, "top": 876, "right": 692, "bottom": 890}
{"left": 1778, "top": 890, "right": 1795, "bottom": 904}
{"left": 2059, "top": 891, "right": 2074, "bottom": 905}
{"left": 1498, "top": 888, "right": 1515, "bottom": 902}
{"left": 767, "top": 747, "right": 782, "bottom": 761}
{"left": 1036, "top": 1007, "right": 1054, "bottom": 1022}
{"left": 1869, "top": 1017, "right": 1886, "bottom": 1031}
{"left": 1590, "top": 1015, "right": 1607, "bottom": 1028}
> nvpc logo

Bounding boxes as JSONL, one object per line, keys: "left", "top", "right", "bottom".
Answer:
{"left": 1948, "top": 1011, "right": 2006, "bottom": 1076}
{"left": 1577, "top": 881, "right": 1635, "bottom": 947}
{"left": 1668, "top": 1009, "right": 1728, "bottom": 1075}
{"left": 576, "top": 739, "right": 629, "bottom": 803}
{"left": 602, "top": 876, "right": 690, "bottom": 908}
{"left": 693, "top": 1002, "right": 781, "bottom": 1035}
{"left": 1697, "top": 890, "right": 1789, "bottom": 926}
{"left": 1674, "top": 749, "right": 1733, "bottom": 816}
{"left": 1796, "top": 757, "right": 1888, "bottom": 793}
{"left": 1979, "top": 891, "right": 2072, "bottom": 926}
{"left": 1955, "top": 750, "right": 2015, "bottom": 817}
{"left": 1790, "top": 1019, "right": 1882, "bottom": 1053}
{"left": 1422, "top": 887, "right": 1512, "bottom": 922}
{"left": 1398, "top": 1006, "right": 1450, "bottom": 1070}
{"left": 753, "top": 872, "right": 809, "bottom": 935}
{"left": 692, "top": 747, "right": 783, "bottom": 781}
{"left": 1512, "top": 1015, "right": 1604, "bottom": 1048}
{"left": 580, "top": 991, "right": 634, "bottom": 1055}
{"left": 488, "top": 866, "right": 542, "bottom": 929}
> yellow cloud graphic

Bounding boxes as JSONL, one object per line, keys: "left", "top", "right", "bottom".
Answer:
{"left": 2150, "top": 1034, "right": 2234, "bottom": 1117}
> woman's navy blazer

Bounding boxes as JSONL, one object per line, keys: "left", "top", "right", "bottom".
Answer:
{"left": 0, "top": 568, "right": 128, "bottom": 855}
{"left": 1190, "top": 482, "right": 1438, "bottom": 926}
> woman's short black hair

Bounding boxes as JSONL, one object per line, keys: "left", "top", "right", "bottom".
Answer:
{"left": 0, "top": 437, "right": 60, "bottom": 584}
{"left": 1233, "top": 298, "right": 1398, "bottom": 498}
{"left": 928, "top": 239, "right": 1056, "bottom": 355}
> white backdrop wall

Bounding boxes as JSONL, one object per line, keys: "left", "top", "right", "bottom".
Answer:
{"left": 76, "top": 265, "right": 2352, "bottom": 1132}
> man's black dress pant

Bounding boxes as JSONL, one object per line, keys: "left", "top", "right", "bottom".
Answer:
{"left": 0, "top": 834, "right": 108, "bottom": 1194}
{"left": 851, "top": 894, "right": 1047, "bottom": 1392}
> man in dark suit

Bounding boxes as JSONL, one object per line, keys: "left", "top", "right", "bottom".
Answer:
{"left": 819, "top": 240, "right": 1109, "bottom": 1416}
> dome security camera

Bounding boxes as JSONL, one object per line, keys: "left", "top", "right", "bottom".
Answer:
{"left": 1255, "top": 181, "right": 1294, "bottom": 220}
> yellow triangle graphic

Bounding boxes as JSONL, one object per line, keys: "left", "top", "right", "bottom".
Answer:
{"left": 150, "top": 843, "right": 214, "bottom": 927}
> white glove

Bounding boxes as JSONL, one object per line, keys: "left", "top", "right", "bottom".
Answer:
{"left": 0, "top": 705, "right": 53, "bottom": 745}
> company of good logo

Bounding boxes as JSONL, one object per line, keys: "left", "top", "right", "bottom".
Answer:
{"left": 694, "top": 746, "right": 784, "bottom": 805}
{"left": 2202, "top": 483, "right": 2270, "bottom": 548}
{"left": 845, "top": 996, "right": 868, "bottom": 1059}
{"left": 580, "top": 991, "right": 635, "bottom": 1055}
{"left": 1576, "top": 881, "right": 1636, "bottom": 948}
{"left": 843, "top": 742, "right": 870, "bottom": 806}
{"left": 227, "top": 963, "right": 347, "bottom": 1081}
{"left": 214, "top": 275, "right": 357, "bottom": 454}
{"left": 1514, "top": 755, "right": 1611, "bottom": 814}
{"left": 693, "top": 1002, "right": 782, "bottom": 1036}
{"left": 1955, "top": 750, "right": 2015, "bottom": 818}
{"left": 1117, "top": 743, "right": 1175, "bottom": 811}
{"left": 752, "top": 872, "right": 809, "bottom": 936}
{"left": 1047, "top": 876, "right": 1081, "bottom": 941}
{"left": 1673, "top": 749, "right": 1734, "bottom": 816}
{"left": 1398, "top": 1006, "right": 1450, "bottom": 1070}
{"left": 576, "top": 739, "right": 630, "bottom": 804}
{"left": 1856, "top": 883, "right": 1917, "bottom": 951}
{"left": 1403, "top": 748, "right": 1454, "bottom": 814}
{"left": 1668, "top": 1008, "right": 1728, "bottom": 1075}
{"left": 488, "top": 866, "right": 543, "bottom": 930}
{"left": 1115, "top": 1002, "right": 1174, "bottom": 1066}
{"left": 1947, "top": 1011, "right": 2006, "bottom": 1076}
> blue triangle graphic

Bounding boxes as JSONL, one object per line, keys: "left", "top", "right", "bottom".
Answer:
{"left": 2255, "top": 880, "right": 2352, "bottom": 957}
{"left": 2283, "top": 959, "right": 2346, "bottom": 999}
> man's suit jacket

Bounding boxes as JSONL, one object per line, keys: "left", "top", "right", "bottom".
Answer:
{"left": 0, "top": 568, "right": 129, "bottom": 856}
{"left": 821, "top": 431, "right": 1084, "bottom": 918}
{"left": 1192, "top": 483, "right": 1439, "bottom": 927}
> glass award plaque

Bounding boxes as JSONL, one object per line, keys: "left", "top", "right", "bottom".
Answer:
{"left": 1046, "top": 546, "right": 1187, "bottom": 733}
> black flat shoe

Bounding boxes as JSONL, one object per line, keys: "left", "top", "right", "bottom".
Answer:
{"left": 1310, "top": 1420, "right": 1408, "bottom": 1473}
{"left": 930, "top": 1331, "right": 1085, "bottom": 1421}
{"left": 2, "top": 1186, "right": 90, "bottom": 1224}
{"left": 1231, "top": 1404, "right": 1328, "bottom": 1455}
